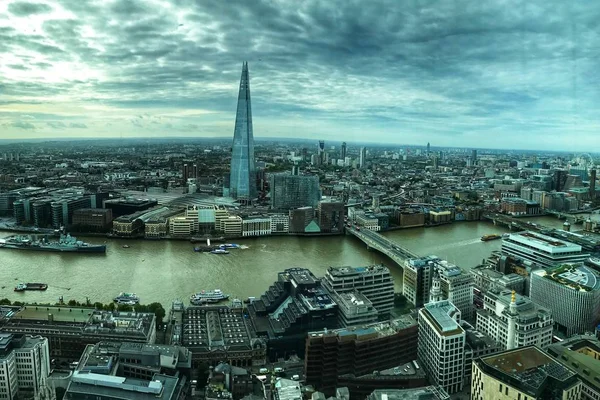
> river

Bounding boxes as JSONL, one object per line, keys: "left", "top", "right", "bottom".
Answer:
{"left": 0, "top": 216, "right": 567, "bottom": 307}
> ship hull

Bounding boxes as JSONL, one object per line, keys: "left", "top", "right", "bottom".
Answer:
{"left": 0, "top": 244, "right": 106, "bottom": 253}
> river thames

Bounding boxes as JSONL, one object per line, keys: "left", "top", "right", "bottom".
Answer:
{"left": 0, "top": 217, "right": 567, "bottom": 307}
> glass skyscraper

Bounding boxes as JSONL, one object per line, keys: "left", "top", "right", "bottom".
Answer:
{"left": 229, "top": 62, "right": 257, "bottom": 200}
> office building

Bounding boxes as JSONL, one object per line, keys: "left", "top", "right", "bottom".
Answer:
{"left": 246, "top": 268, "right": 338, "bottom": 360}
{"left": 269, "top": 214, "right": 289, "bottom": 233}
{"left": 359, "top": 147, "right": 367, "bottom": 169}
{"left": 340, "top": 142, "right": 347, "bottom": 160}
{"left": 316, "top": 200, "right": 344, "bottom": 233}
{"left": 288, "top": 207, "right": 314, "bottom": 233}
{"left": 322, "top": 265, "right": 395, "bottom": 318}
{"left": 222, "top": 215, "right": 243, "bottom": 236}
{"left": 471, "top": 346, "right": 581, "bottom": 400}
{"left": 229, "top": 62, "right": 257, "bottom": 201}
{"left": 475, "top": 289, "right": 553, "bottom": 350}
{"left": 471, "top": 149, "right": 477, "bottom": 165}
{"left": 0, "top": 334, "right": 52, "bottom": 400}
{"left": 270, "top": 174, "right": 320, "bottom": 210}
{"left": 242, "top": 216, "right": 271, "bottom": 237}
{"left": 530, "top": 264, "right": 600, "bottom": 336}
{"left": 417, "top": 300, "right": 465, "bottom": 394}
{"left": 328, "top": 290, "right": 378, "bottom": 327}
{"left": 501, "top": 231, "right": 590, "bottom": 268}
{"left": 168, "top": 303, "right": 267, "bottom": 368}
{"left": 72, "top": 208, "right": 113, "bottom": 231}
{"left": 305, "top": 316, "right": 418, "bottom": 397}
{"left": 1, "top": 307, "right": 156, "bottom": 360}
{"left": 437, "top": 259, "right": 474, "bottom": 320}
{"left": 547, "top": 335, "right": 600, "bottom": 400}
{"left": 318, "top": 140, "right": 325, "bottom": 165}
{"left": 403, "top": 255, "right": 437, "bottom": 308}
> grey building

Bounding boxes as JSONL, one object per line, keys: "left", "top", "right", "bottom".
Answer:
{"left": 229, "top": 62, "right": 257, "bottom": 201}
{"left": 270, "top": 174, "right": 320, "bottom": 210}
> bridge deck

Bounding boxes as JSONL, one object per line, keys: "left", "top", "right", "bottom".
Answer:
{"left": 347, "top": 227, "right": 419, "bottom": 269}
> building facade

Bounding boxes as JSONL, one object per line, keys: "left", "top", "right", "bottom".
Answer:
{"left": 417, "top": 300, "right": 465, "bottom": 395}
{"left": 501, "top": 231, "right": 590, "bottom": 268}
{"left": 270, "top": 174, "right": 320, "bottom": 210}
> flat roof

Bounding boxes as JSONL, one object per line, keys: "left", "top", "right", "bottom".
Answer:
{"left": 507, "top": 231, "right": 582, "bottom": 253}
{"left": 12, "top": 306, "right": 93, "bottom": 324}
{"left": 422, "top": 301, "right": 464, "bottom": 336}
{"left": 327, "top": 264, "right": 390, "bottom": 277}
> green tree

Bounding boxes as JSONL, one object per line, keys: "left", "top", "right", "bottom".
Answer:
{"left": 147, "top": 302, "right": 166, "bottom": 325}
{"left": 67, "top": 299, "right": 79, "bottom": 307}
{"left": 0, "top": 298, "right": 11, "bottom": 306}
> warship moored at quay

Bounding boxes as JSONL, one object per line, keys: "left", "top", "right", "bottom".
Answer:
{"left": 0, "top": 234, "right": 106, "bottom": 254}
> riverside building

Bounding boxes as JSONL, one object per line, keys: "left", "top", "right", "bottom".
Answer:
{"left": 475, "top": 288, "right": 553, "bottom": 350}
{"left": 417, "top": 300, "right": 465, "bottom": 395}
{"left": 322, "top": 265, "right": 395, "bottom": 319}
{"left": 530, "top": 264, "right": 600, "bottom": 336}
{"left": 471, "top": 346, "right": 582, "bottom": 400}
{"left": 501, "top": 231, "right": 590, "bottom": 268}
{"left": 269, "top": 174, "right": 320, "bottom": 210}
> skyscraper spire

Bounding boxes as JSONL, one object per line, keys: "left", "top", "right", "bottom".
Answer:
{"left": 229, "top": 62, "right": 256, "bottom": 201}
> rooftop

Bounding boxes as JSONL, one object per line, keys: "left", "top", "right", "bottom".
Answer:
{"left": 421, "top": 300, "right": 464, "bottom": 337}
{"left": 10, "top": 305, "right": 94, "bottom": 324}
{"left": 66, "top": 371, "right": 180, "bottom": 400}
{"left": 327, "top": 264, "right": 390, "bottom": 277}
{"left": 367, "top": 386, "right": 450, "bottom": 400}
{"left": 309, "top": 314, "right": 416, "bottom": 341}
{"left": 547, "top": 336, "right": 600, "bottom": 390}
{"left": 479, "top": 346, "right": 577, "bottom": 396}
{"left": 507, "top": 231, "right": 582, "bottom": 253}
{"left": 536, "top": 264, "right": 600, "bottom": 291}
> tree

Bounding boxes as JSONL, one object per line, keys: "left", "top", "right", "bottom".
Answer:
{"left": 68, "top": 299, "right": 79, "bottom": 307}
{"left": 0, "top": 298, "right": 11, "bottom": 305}
{"left": 147, "top": 302, "right": 166, "bottom": 326}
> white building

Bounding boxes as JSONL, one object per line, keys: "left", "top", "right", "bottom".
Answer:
{"left": 329, "top": 290, "right": 378, "bottom": 327}
{"left": 476, "top": 288, "right": 553, "bottom": 350}
{"left": 0, "top": 334, "right": 52, "bottom": 400}
{"left": 418, "top": 300, "right": 465, "bottom": 395}
{"left": 242, "top": 217, "right": 272, "bottom": 237}
{"left": 270, "top": 214, "right": 289, "bottom": 233}
{"left": 501, "top": 231, "right": 590, "bottom": 268}
{"left": 403, "top": 256, "right": 437, "bottom": 308}
{"left": 530, "top": 264, "right": 600, "bottom": 336}
{"left": 169, "top": 217, "right": 197, "bottom": 237}
{"left": 322, "top": 265, "right": 394, "bottom": 318}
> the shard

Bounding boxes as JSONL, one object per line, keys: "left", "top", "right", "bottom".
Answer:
{"left": 229, "top": 62, "right": 256, "bottom": 200}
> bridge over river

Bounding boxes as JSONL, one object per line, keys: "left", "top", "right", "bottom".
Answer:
{"left": 346, "top": 226, "right": 420, "bottom": 270}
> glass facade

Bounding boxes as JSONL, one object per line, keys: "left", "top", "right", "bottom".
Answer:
{"left": 229, "top": 62, "right": 256, "bottom": 200}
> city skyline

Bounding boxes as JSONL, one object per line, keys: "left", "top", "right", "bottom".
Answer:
{"left": 1, "top": 0, "right": 600, "bottom": 151}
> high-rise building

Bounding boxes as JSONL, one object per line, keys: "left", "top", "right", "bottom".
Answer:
{"left": 340, "top": 142, "right": 347, "bottom": 160}
{"left": 403, "top": 256, "right": 437, "bottom": 308}
{"left": 471, "top": 346, "right": 581, "bottom": 400}
{"left": 0, "top": 334, "right": 52, "bottom": 400}
{"left": 229, "top": 62, "right": 256, "bottom": 201}
{"left": 322, "top": 265, "right": 395, "bottom": 318}
{"left": 318, "top": 140, "right": 325, "bottom": 165}
{"left": 359, "top": 147, "right": 367, "bottom": 169}
{"left": 426, "top": 142, "right": 430, "bottom": 155}
{"left": 475, "top": 288, "right": 553, "bottom": 350}
{"left": 471, "top": 149, "right": 477, "bottom": 165}
{"left": 590, "top": 169, "right": 597, "bottom": 199}
{"left": 417, "top": 300, "right": 465, "bottom": 394}
{"left": 530, "top": 264, "right": 600, "bottom": 336}
{"left": 316, "top": 200, "right": 345, "bottom": 233}
{"left": 270, "top": 174, "right": 320, "bottom": 210}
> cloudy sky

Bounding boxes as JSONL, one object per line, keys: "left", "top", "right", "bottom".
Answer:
{"left": 1, "top": 0, "right": 599, "bottom": 150}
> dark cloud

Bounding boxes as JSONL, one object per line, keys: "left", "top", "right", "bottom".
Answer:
{"left": 69, "top": 122, "right": 87, "bottom": 129}
{"left": 47, "top": 122, "right": 66, "bottom": 129}
{"left": 8, "top": 121, "right": 36, "bottom": 130}
{"left": 8, "top": 1, "right": 52, "bottom": 16}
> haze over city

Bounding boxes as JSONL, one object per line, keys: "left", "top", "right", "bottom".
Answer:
{"left": 1, "top": 0, "right": 599, "bottom": 151}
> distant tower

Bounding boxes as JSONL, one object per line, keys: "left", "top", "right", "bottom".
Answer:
{"left": 229, "top": 62, "right": 257, "bottom": 201}
{"left": 590, "top": 169, "right": 597, "bottom": 199}
{"left": 426, "top": 142, "right": 430, "bottom": 156}
{"left": 506, "top": 290, "right": 518, "bottom": 350}
{"left": 429, "top": 270, "right": 442, "bottom": 303}
{"left": 318, "top": 141, "right": 325, "bottom": 165}
{"left": 359, "top": 147, "right": 367, "bottom": 169}
{"left": 341, "top": 142, "right": 347, "bottom": 160}
{"left": 471, "top": 149, "right": 477, "bottom": 165}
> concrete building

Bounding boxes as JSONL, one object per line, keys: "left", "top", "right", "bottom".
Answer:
{"left": 502, "top": 231, "right": 590, "bottom": 268}
{"left": 547, "top": 335, "right": 600, "bottom": 400}
{"left": 169, "top": 217, "right": 197, "bottom": 237}
{"left": 0, "top": 334, "right": 52, "bottom": 400}
{"left": 530, "top": 264, "right": 600, "bottom": 336}
{"left": 242, "top": 216, "right": 271, "bottom": 237}
{"left": 288, "top": 207, "right": 314, "bottom": 233}
{"left": 472, "top": 346, "right": 582, "bottom": 400}
{"left": 222, "top": 215, "right": 243, "bottom": 237}
{"left": 366, "top": 387, "right": 450, "bottom": 400}
{"left": 322, "top": 265, "right": 395, "bottom": 319}
{"left": 470, "top": 266, "right": 526, "bottom": 294}
{"left": 403, "top": 256, "right": 437, "bottom": 308}
{"left": 72, "top": 208, "right": 113, "bottom": 232}
{"left": 417, "top": 300, "right": 465, "bottom": 394}
{"left": 359, "top": 147, "right": 366, "bottom": 169}
{"left": 305, "top": 316, "right": 418, "bottom": 397}
{"left": 476, "top": 289, "right": 553, "bottom": 350}
{"left": 270, "top": 174, "right": 320, "bottom": 210}
{"left": 316, "top": 200, "right": 345, "bottom": 233}
{"left": 328, "top": 290, "right": 378, "bottom": 327}
{"left": 1, "top": 307, "right": 156, "bottom": 361}
{"left": 269, "top": 214, "right": 289, "bottom": 233}
{"left": 437, "top": 260, "right": 474, "bottom": 321}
